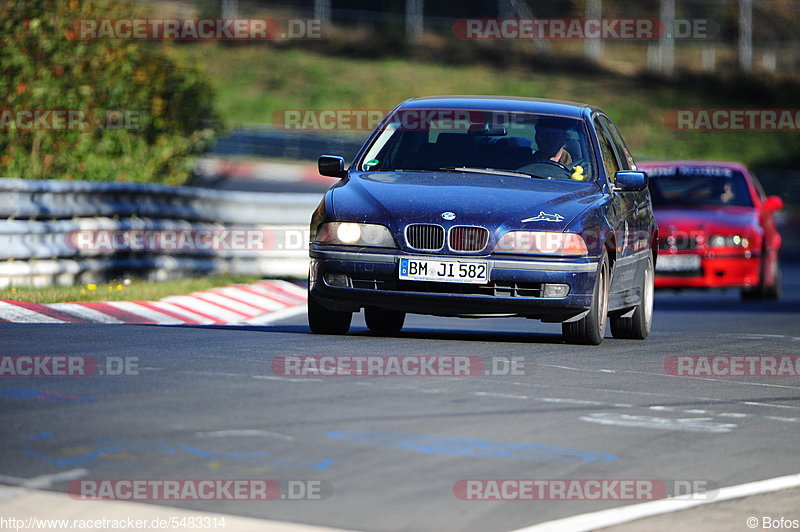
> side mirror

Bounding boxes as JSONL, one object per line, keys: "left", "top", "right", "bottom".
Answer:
{"left": 763, "top": 195, "right": 783, "bottom": 211}
{"left": 318, "top": 155, "right": 346, "bottom": 178}
{"left": 613, "top": 170, "right": 648, "bottom": 192}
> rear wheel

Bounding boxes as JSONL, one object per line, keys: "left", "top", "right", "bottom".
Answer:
{"left": 308, "top": 293, "right": 352, "bottom": 335}
{"left": 365, "top": 307, "right": 406, "bottom": 335}
{"left": 563, "top": 251, "right": 610, "bottom": 345}
{"left": 610, "top": 255, "right": 654, "bottom": 340}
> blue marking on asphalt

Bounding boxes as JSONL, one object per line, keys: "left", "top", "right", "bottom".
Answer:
{"left": 94, "top": 439, "right": 179, "bottom": 455}
{"left": 26, "top": 431, "right": 55, "bottom": 440}
{"left": 22, "top": 437, "right": 333, "bottom": 471}
{"left": 178, "top": 444, "right": 270, "bottom": 460}
{"left": 0, "top": 388, "right": 95, "bottom": 402}
{"left": 315, "top": 458, "right": 334, "bottom": 470}
{"left": 325, "top": 431, "right": 617, "bottom": 462}
{"left": 23, "top": 445, "right": 121, "bottom": 467}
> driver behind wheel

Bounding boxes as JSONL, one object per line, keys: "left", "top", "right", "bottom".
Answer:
{"left": 531, "top": 126, "right": 572, "bottom": 166}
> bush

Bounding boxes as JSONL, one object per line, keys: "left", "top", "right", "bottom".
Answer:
{"left": 0, "top": 0, "right": 220, "bottom": 184}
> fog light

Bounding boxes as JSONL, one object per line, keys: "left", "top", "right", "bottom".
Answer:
{"left": 542, "top": 283, "right": 570, "bottom": 298}
{"left": 325, "top": 273, "right": 350, "bottom": 287}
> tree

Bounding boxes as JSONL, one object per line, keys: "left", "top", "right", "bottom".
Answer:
{"left": 0, "top": 0, "right": 219, "bottom": 183}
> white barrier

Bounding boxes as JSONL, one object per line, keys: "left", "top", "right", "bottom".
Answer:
{"left": 0, "top": 178, "right": 320, "bottom": 287}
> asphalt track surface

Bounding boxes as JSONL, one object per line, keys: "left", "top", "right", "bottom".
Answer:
{"left": 1, "top": 265, "right": 799, "bottom": 531}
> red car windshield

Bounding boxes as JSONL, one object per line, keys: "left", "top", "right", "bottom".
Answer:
{"left": 647, "top": 166, "right": 754, "bottom": 208}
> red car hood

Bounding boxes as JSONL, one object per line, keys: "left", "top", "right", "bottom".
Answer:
{"left": 654, "top": 205, "right": 759, "bottom": 233}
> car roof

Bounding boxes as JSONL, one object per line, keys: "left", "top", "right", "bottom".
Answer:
{"left": 639, "top": 160, "right": 749, "bottom": 172}
{"left": 396, "top": 95, "right": 600, "bottom": 118}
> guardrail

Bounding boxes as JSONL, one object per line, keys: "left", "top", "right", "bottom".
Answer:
{"left": 208, "top": 127, "right": 365, "bottom": 162}
{"left": 0, "top": 178, "right": 321, "bottom": 288}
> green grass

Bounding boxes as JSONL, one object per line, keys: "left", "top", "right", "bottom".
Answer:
{"left": 168, "top": 42, "right": 800, "bottom": 168}
{"left": 0, "top": 276, "right": 262, "bottom": 304}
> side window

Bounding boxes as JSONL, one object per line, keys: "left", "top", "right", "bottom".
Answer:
{"left": 594, "top": 117, "right": 621, "bottom": 181}
{"left": 600, "top": 116, "right": 635, "bottom": 171}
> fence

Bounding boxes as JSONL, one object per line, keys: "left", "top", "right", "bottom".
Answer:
{"left": 203, "top": 0, "right": 800, "bottom": 77}
{"left": 0, "top": 178, "right": 320, "bottom": 288}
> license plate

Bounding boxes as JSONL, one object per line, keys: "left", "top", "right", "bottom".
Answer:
{"left": 399, "top": 258, "right": 489, "bottom": 284}
{"left": 656, "top": 254, "right": 701, "bottom": 272}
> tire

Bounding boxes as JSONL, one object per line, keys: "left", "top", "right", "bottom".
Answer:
{"left": 765, "top": 257, "right": 781, "bottom": 300}
{"left": 610, "top": 255, "right": 654, "bottom": 340}
{"left": 563, "top": 251, "right": 610, "bottom": 345}
{"left": 741, "top": 250, "right": 780, "bottom": 301}
{"left": 365, "top": 307, "right": 406, "bottom": 335}
{"left": 308, "top": 293, "right": 352, "bottom": 335}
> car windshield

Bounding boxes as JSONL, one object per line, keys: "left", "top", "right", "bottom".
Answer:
{"left": 647, "top": 166, "right": 753, "bottom": 207}
{"left": 358, "top": 109, "right": 595, "bottom": 181}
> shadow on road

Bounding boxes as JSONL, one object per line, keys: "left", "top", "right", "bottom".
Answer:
{"left": 654, "top": 294, "right": 800, "bottom": 314}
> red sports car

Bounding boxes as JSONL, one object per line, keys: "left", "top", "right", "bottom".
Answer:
{"left": 639, "top": 161, "right": 783, "bottom": 300}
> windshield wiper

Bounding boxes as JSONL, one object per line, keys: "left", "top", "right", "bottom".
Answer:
{"left": 439, "top": 167, "right": 549, "bottom": 179}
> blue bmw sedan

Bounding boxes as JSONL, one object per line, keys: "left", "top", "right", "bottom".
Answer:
{"left": 308, "top": 96, "right": 656, "bottom": 345}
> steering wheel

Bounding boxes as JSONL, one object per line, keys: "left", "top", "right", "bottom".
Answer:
{"left": 517, "top": 160, "right": 571, "bottom": 178}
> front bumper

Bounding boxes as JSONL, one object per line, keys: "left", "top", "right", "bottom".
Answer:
{"left": 655, "top": 251, "right": 761, "bottom": 288}
{"left": 308, "top": 247, "right": 600, "bottom": 321}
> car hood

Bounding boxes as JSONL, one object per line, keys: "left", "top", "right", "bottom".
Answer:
{"left": 330, "top": 171, "right": 603, "bottom": 231}
{"left": 654, "top": 205, "right": 758, "bottom": 233}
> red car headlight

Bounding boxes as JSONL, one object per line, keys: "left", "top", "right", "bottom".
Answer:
{"left": 708, "top": 234, "right": 751, "bottom": 248}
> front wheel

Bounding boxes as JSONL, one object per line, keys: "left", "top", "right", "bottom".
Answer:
{"left": 308, "top": 293, "right": 352, "bottom": 335}
{"left": 563, "top": 252, "right": 610, "bottom": 345}
{"left": 610, "top": 255, "right": 654, "bottom": 340}
{"left": 741, "top": 252, "right": 780, "bottom": 301}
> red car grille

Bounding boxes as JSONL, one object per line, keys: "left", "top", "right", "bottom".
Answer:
{"left": 659, "top": 235, "right": 700, "bottom": 250}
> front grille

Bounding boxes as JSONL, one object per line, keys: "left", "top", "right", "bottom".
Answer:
{"left": 449, "top": 226, "right": 490, "bottom": 252}
{"left": 406, "top": 224, "right": 445, "bottom": 251}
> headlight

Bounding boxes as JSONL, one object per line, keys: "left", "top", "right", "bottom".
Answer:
{"left": 495, "top": 231, "right": 588, "bottom": 256}
{"left": 315, "top": 222, "right": 397, "bottom": 248}
{"left": 708, "top": 234, "right": 750, "bottom": 248}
